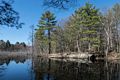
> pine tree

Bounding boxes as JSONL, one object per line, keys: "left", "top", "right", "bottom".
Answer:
{"left": 75, "top": 3, "right": 101, "bottom": 52}
{"left": 37, "top": 11, "right": 57, "bottom": 54}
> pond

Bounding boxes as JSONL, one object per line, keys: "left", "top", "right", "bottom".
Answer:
{"left": 0, "top": 57, "right": 120, "bottom": 80}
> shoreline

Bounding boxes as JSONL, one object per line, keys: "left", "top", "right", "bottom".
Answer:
{"left": 0, "top": 51, "right": 120, "bottom": 61}
{"left": 37, "top": 52, "right": 120, "bottom": 61}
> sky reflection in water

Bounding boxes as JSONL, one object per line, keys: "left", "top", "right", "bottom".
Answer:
{"left": 0, "top": 58, "right": 119, "bottom": 80}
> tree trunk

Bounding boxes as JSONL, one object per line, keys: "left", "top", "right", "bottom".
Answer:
{"left": 109, "top": 26, "right": 113, "bottom": 49}
{"left": 104, "top": 28, "right": 110, "bottom": 58}
{"left": 77, "top": 39, "right": 80, "bottom": 53}
{"left": 76, "top": 35, "right": 81, "bottom": 53}
{"left": 88, "top": 42, "right": 91, "bottom": 52}
{"left": 48, "top": 29, "right": 51, "bottom": 54}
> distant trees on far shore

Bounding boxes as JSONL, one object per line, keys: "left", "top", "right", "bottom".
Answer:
{"left": 0, "top": 40, "right": 27, "bottom": 51}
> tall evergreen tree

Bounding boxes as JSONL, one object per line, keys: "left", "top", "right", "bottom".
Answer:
{"left": 37, "top": 11, "right": 57, "bottom": 54}
{"left": 75, "top": 3, "right": 101, "bottom": 52}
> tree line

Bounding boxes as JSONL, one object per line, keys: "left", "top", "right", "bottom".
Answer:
{"left": 0, "top": 0, "right": 26, "bottom": 52}
{"left": 0, "top": 40, "right": 27, "bottom": 51}
{"left": 34, "top": 2, "right": 120, "bottom": 56}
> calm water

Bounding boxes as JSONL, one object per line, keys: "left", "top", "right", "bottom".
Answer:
{"left": 0, "top": 57, "right": 120, "bottom": 80}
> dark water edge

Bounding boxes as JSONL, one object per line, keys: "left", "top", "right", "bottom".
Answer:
{"left": 0, "top": 56, "right": 120, "bottom": 80}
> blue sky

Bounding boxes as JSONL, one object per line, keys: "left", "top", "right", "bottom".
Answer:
{"left": 0, "top": 0, "right": 120, "bottom": 45}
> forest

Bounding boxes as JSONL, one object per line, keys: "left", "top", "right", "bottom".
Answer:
{"left": 0, "top": 1, "right": 120, "bottom": 80}
{"left": 34, "top": 2, "right": 120, "bottom": 58}
{"left": 0, "top": 0, "right": 120, "bottom": 58}
{"left": 0, "top": 40, "right": 27, "bottom": 51}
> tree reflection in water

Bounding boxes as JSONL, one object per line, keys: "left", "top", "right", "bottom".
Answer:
{"left": 0, "top": 65, "right": 7, "bottom": 78}
{"left": 32, "top": 57, "right": 120, "bottom": 80}
{"left": 0, "top": 56, "right": 120, "bottom": 80}
{"left": 0, "top": 55, "right": 28, "bottom": 80}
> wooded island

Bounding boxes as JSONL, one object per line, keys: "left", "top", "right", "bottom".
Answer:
{"left": 34, "top": 3, "right": 120, "bottom": 60}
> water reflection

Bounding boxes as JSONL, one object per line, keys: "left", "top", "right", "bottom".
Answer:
{"left": 0, "top": 56, "right": 120, "bottom": 80}
{"left": 0, "top": 56, "right": 31, "bottom": 80}
{"left": 32, "top": 58, "right": 120, "bottom": 80}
